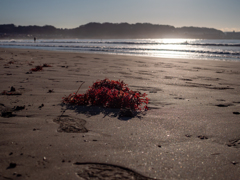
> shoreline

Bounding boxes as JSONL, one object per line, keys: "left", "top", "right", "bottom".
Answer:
{"left": 0, "top": 47, "right": 240, "bottom": 179}
{"left": 1, "top": 46, "right": 240, "bottom": 63}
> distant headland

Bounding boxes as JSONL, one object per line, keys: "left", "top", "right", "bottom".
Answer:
{"left": 0, "top": 22, "right": 239, "bottom": 39}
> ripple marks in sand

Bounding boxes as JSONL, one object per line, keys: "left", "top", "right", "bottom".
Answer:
{"left": 53, "top": 116, "right": 88, "bottom": 133}
{"left": 74, "top": 162, "right": 156, "bottom": 180}
{"left": 168, "top": 82, "right": 234, "bottom": 90}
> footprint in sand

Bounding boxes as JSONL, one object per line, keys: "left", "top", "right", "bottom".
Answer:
{"left": 53, "top": 115, "right": 88, "bottom": 133}
{"left": 74, "top": 162, "right": 156, "bottom": 180}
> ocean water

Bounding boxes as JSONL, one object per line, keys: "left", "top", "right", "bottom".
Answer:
{"left": 0, "top": 39, "right": 240, "bottom": 61}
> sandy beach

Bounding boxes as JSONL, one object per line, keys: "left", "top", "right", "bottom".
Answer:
{"left": 0, "top": 47, "right": 240, "bottom": 179}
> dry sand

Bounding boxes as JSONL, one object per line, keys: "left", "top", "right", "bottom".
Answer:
{"left": 0, "top": 47, "right": 240, "bottom": 179}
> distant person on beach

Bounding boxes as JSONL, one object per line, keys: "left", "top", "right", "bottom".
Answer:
{"left": 34, "top": 37, "right": 36, "bottom": 42}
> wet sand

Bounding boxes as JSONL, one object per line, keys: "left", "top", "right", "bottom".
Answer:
{"left": 0, "top": 48, "right": 240, "bottom": 179}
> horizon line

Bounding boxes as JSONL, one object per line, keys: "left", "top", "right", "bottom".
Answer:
{"left": 1, "top": 22, "right": 240, "bottom": 33}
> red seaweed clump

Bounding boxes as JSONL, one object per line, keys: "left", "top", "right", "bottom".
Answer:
{"left": 62, "top": 79, "right": 149, "bottom": 111}
{"left": 7, "top": 61, "right": 15, "bottom": 64}
{"left": 30, "top": 64, "right": 51, "bottom": 71}
{"left": 1, "top": 86, "right": 22, "bottom": 95}
{"left": 30, "top": 65, "right": 43, "bottom": 71}
{"left": 43, "top": 63, "right": 52, "bottom": 67}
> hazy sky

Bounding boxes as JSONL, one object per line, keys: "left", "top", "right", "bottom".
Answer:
{"left": 1, "top": 0, "right": 239, "bottom": 31}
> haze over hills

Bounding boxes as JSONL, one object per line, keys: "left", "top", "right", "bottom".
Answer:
{"left": 0, "top": 22, "right": 240, "bottom": 39}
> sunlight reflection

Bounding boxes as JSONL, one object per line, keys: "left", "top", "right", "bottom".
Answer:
{"left": 147, "top": 39, "right": 191, "bottom": 52}
{"left": 157, "top": 39, "right": 190, "bottom": 44}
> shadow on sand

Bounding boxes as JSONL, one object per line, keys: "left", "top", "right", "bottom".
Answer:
{"left": 61, "top": 104, "right": 145, "bottom": 121}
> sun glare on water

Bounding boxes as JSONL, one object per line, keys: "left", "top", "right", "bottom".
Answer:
{"left": 144, "top": 39, "right": 192, "bottom": 58}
